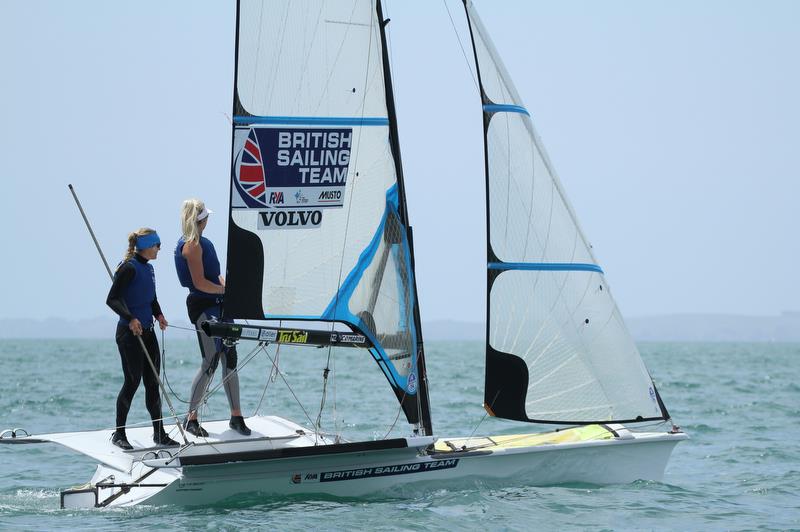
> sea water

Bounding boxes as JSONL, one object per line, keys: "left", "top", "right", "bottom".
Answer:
{"left": 0, "top": 335, "right": 798, "bottom": 530}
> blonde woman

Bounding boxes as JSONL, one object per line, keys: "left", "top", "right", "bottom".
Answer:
{"left": 174, "top": 199, "right": 250, "bottom": 437}
{"left": 106, "top": 228, "right": 178, "bottom": 450}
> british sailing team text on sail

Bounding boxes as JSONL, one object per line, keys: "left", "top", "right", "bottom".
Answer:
{"left": 277, "top": 130, "right": 352, "bottom": 184}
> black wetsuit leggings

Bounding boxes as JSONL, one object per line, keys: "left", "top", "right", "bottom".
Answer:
{"left": 115, "top": 325, "right": 162, "bottom": 434}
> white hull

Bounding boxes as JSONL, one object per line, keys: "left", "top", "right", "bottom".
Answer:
{"left": 146, "top": 434, "right": 682, "bottom": 507}
{"left": 22, "top": 415, "right": 686, "bottom": 508}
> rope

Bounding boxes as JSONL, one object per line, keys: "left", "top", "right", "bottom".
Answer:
{"left": 160, "top": 328, "right": 190, "bottom": 404}
{"left": 442, "top": 0, "right": 479, "bottom": 91}
{"left": 260, "top": 346, "right": 318, "bottom": 431}
{"left": 254, "top": 343, "right": 281, "bottom": 415}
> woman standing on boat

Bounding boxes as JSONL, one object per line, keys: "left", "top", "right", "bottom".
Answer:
{"left": 106, "top": 228, "right": 179, "bottom": 450}
{"left": 175, "top": 199, "right": 250, "bottom": 437}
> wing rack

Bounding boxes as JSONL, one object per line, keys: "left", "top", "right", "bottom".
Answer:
{"left": 201, "top": 321, "right": 373, "bottom": 349}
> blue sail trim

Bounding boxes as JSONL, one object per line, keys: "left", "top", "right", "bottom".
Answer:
{"left": 489, "top": 262, "right": 604, "bottom": 274}
{"left": 233, "top": 115, "right": 390, "bottom": 126}
{"left": 263, "top": 314, "right": 321, "bottom": 320}
{"left": 319, "top": 184, "right": 418, "bottom": 394}
{"left": 482, "top": 104, "right": 530, "bottom": 116}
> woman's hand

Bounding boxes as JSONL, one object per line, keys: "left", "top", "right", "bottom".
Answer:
{"left": 156, "top": 315, "right": 168, "bottom": 331}
{"left": 129, "top": 318, "right": 143, "bottom": 336}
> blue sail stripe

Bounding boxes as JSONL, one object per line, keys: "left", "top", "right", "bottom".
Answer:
{"left": 482, "top": 104, "right": 530, "bottom": 116}
{"left": 234, "top": 115, "right": 389, "bottom": 126}
{"left": 489, "top": 262, "right": 604, "bottom": 274}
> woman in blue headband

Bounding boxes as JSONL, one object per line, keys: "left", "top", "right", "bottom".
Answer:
{"left": 106, "top": 227, "right": 178, "bottom": 450}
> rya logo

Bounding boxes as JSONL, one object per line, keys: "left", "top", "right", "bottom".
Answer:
{"left": 269, "top": 191, "right": 284, "bottom": 204}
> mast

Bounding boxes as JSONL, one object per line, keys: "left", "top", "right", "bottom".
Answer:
{"left": 375, "top": 0, "right": 432, "bottom": 436}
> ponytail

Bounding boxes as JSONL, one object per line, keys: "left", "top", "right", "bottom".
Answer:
{"left": 181, "top": 199, "right": 206, "bottom": 243}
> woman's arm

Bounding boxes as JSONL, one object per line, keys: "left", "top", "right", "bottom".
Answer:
{"left": 151, "top": 296, "right": 168, "bottom": 330}
{"left": 107, "top": 262, "right": 143, "bottom": 334}
{"left": 106, "top": 263, "right": 135, "bottom": 322}
{"left": 182, "top": 240, "right": 224, "bottom": 295}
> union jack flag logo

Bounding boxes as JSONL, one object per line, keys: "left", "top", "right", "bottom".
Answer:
{"left": 237, "top": 129, "right": 266, "bottom": 206}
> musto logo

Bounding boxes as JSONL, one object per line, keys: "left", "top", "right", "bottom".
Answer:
{"left": 233, "top": 127, "right": 352, "bottom": 230}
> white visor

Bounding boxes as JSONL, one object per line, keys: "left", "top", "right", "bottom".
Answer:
{"left": 197, "top": 207, "right": 213, "bottom": 222}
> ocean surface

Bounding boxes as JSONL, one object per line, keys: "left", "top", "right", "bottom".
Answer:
{"left": 1, "top": 335, "right": 798, "bottom": 531}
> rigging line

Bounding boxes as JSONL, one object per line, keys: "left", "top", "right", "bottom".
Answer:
{"left": 312, "top": 0, "right": 361, "bottom": 115}
{"left": 382, "top": 398, "right": 405, "bottom": 440}
{"left": 332, "top": 348, "right": 340, "bottom": 442}
{"left": 328, "top": 0, "right": 375, "bottom": 326}
{"left": 265, "top": 2, "right": 292, "bottom": 112}
{"left": 261, "top": 346, "right": 318, "bottom": 431}
{"left": 314, "top": 347, "right": 334, "bottom": 445}
{"left": 442, "top": 0, "right": 478, "bottom": 91}
{"left": 160, "top": 328, "right": 190, "bottom": 404}
{"left": 462, "top": 407, "right": 491, "bottom": 451}
{"left": 166, "top": 323, "right": 200, "bottom": 333}
{"left": 452, "top": 390, "right": 501, "bottom": 450}
{"left": 383, "top": 0, "right": 400, "bottom": 105}
{"left": 289, "top": 3, "right": 325, "bottom": 113}
{"left": 249, "top": 1, "right": 266, "bottom": 104}
{"left": 200, "top": 340, "right": 266, "bottom": 405}
{"left": 254, "top": 343, "right": 279, "bottom": 415}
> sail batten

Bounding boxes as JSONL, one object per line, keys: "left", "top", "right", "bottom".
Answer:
{"left": 465, "top": 0, "right": 669, "bottom": 425}
{"left": 233, "top": 116, "right": 390, "bottom": 126}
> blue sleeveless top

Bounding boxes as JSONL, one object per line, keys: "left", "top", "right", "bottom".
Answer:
{"left": 174, "top": 236, "right": 222, "bottom": 298}
{"left": 121, "top": 258, "right": 156, "bottom": 326}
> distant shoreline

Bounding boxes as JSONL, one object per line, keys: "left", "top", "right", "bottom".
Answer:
{"left": 1, "top": 313, "right": 799, "bottom": 342}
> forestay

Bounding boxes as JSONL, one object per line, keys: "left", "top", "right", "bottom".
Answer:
{"left": 223, "top": 0, "right": 430, "bottom": 431}
{"left": 464, "top": 1, "right": 669, "bottom": 424}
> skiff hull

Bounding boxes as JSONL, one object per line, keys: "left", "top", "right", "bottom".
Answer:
{"left": 19, "top": 416, "right": 686, "bottom": 508}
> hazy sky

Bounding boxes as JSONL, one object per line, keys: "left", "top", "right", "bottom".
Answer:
{"left": 1, "top": 0, "right": 797, "bottom": 323}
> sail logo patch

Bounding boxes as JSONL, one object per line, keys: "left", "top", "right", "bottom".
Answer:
{"left": 233, "top": 127, "right": 352, "bottom": 216}
{"left": 407, "top": 371, "right": 418, "bottom": 393}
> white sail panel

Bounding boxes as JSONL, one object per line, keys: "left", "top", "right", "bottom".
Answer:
{"left": 237, "top": 0, "right": 387, "bottom": 118}
{"left": 490, "top": 270, "right": 662, "bottom": 422}
{"left": 466, "top": 1, "right": 668, "bottom": 423}
{"left": 486, "top": 112, "right": 594, "bottom": 264}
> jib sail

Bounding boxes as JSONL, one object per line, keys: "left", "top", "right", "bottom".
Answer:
{"left": 463, "top": 0, "right": 670, "bottom": 424}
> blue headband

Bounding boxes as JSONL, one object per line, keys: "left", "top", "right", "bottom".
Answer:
{"left": 135, "top": 232, "right": 161, "bottom": 251}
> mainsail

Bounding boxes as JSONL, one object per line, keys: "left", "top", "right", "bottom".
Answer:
{"left": 463, "top": 1, "right": 670, "bottom": 424}
{"left": 223, "top": 0, "right": 431, "bottom": 434}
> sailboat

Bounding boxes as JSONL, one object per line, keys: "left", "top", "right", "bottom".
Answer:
{"left": 1, "top": 0, "right": 685, "bottom": 508}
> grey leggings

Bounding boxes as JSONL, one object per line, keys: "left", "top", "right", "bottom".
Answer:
{"left": 188, "top": 312, "right": 241, "bottom": 415}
